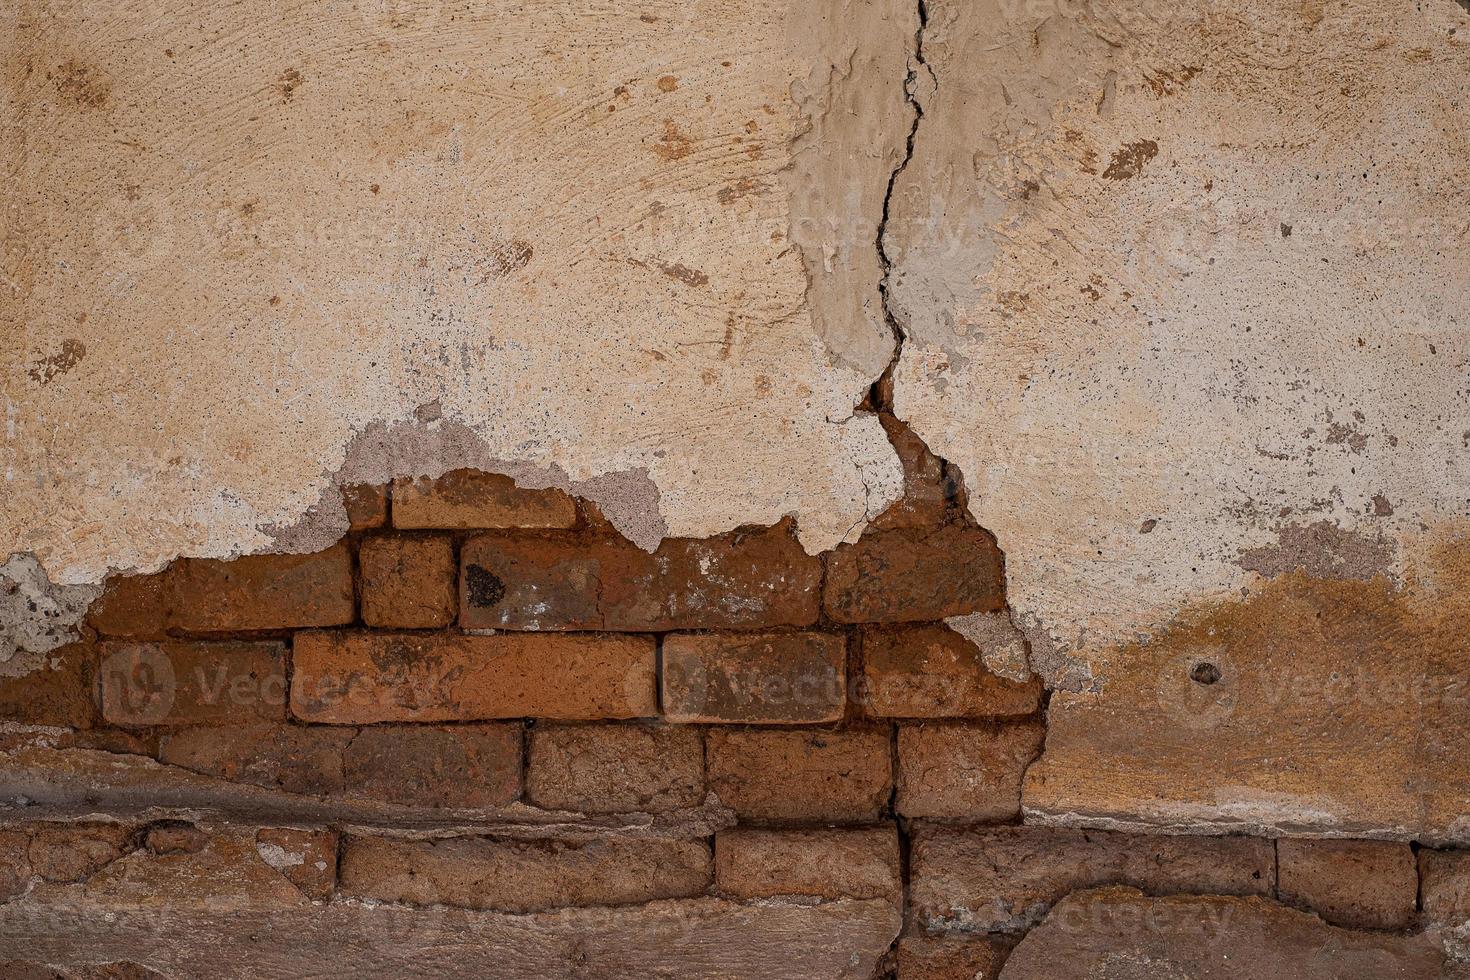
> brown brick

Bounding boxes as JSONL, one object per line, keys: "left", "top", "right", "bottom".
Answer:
{"left": 170, "top": 544, "right": 354, "bottom": 631}
{"left": 1277, "top": 838, "right": 1417, "bottom": 930}
{"left": 707, "top": 728, "right": 891, "bottom": 823}
{"left": 860, "top": 625, "right": 1041, "bottom": 718}
{"left": 661, "top": 631, "right": 845, "bottom": 724}
{"left": 459, "top": 523, "right": 821, "bottom": 631}
{"left": 255, "top": 827, "right": 338, "bottom": 900}
{"left": 1421, "top": 848, "right": 1470, "bottom": 927}
{"left": 897, "top": 933, "right": 1016, "bottom": 980}
{"left": 526, "top": 723, "right": 703, "bottom": 814}
{"left": 98, "top": 641, "right": 286, "bottom": 727}
{"left": 158, "top": 723, "right": 352, "bottom": 795}
{"left": 393, "top": 469, "right": 577, "bottom": 529}
{"left": 909, "top": 825, "right": 1275, "bottom": 932}
{"left": 341, "top": 724, "right": 521, "bottom": 808}
{"left": 86, "top": 570, "right": 171, "bottom": 638}
{"left": 358, "top": 535, "right": 456, "bottom": 628}
{"left": 144, "top": 823, "right": 209, "bottom": 855}
{"left": 715, "top": 826, "right": 900, "bottom": 902}
{"left": 338, "top": 834, "right": 711, "bottom": 911}
{"left": 823, "top": 526, "right": 1004, "bottom": 624}
{"left": 0, "top": 829, "right": 29, "bottom": 900}
{"left": 0, "top": 642, "right": 98, "bottom": 729}
{"left": 290, "top": 631, "right": 656, "bottom": 723}
{"left": 871, "top": 414, "right": 953, "bottom": 531}
{"left": 896, "top": 720, "right": 1044, "bottom": 821}
{"left": 26, "top": 822, "right": 133, "bottom": 882}
{"left": 341, "top": 482, "right": 387, "bottom": 530}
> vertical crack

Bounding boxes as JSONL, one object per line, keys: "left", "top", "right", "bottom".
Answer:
{"left": 871, "top": 0, "right": 933, "bottom": 413}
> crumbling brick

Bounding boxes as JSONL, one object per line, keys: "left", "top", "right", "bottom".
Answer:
{"left": 661, "top": 631, "right": 845, "bottom": 724}
{"left": 290, "top": 631, "right": 656, "bottom": 723}
{"left": 358, "top": 534, "right": 456, "bottom": 628}
{"left": 392, "top": 470, "right": 577, "bottom": 529}
{"left": 157, "top": 723, "right": 352, "bottom": 795}
{"left": 896, "top": 933, "right": 1016, "bottom": 980}
{"left": 870, "top": 414, "right": 953, "bottom": 531}
{"left": 1276, "top": 838, "right": 1417, "bottom": 931}
{"left": 87, "top": 571, "right": 171, "bottom": 638}
{"left": 341, "top": 724, "right": 521, "bottom": 808}
{"left": 860, "top": 624, "right": 1040, "bottom": 718}
{"left": 99, "top": 641, "right": 286, "bottom": 727}
{"left": 170, "top": 544, "right": 354, "bottom": 632}
{"left": 715, "top": 826, "right": 900, "bottom": 902}
{"left": 26, "top": 822, "right": 132, "bottom": 882}
{"left": 707, "top": 727, "right": 891, "bottom": 823}
{"left": 337, "top": 834, "right": 711, "bottom": 912}
{"left": 896, "top": 720, "right": 1045, "bottom": 821}
{"left": 255, "top": 827, "right": 338, "bottom": 900}
{"left": 0, "top": 642, "right": 98, "bottom": 729}
{"left": 525, "top": 723, "right": 703, "bottom": 814}
{"left": 459, "top": 523, "right": 821, "bottom": 631}
{"left": 823, "top": 526, "right": 1004, "bottom": 623}
{"left": 341, "top": 483, "right": 388, "bottom": 531}
{"left": 1420, "top": 848, "right": 1470, "bottom": 926}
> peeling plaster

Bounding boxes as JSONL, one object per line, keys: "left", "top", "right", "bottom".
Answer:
{"left": 0, "top": 555, "right": 100, "bottom": 676}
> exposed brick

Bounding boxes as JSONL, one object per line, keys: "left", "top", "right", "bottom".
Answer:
{"left": 896, "top": 720, "right": 1045, "bottom": 821}
{"left": 715, "top": 826, "right": 900, "bottom": 902}
{"left": 86, "top": 571, "right": 171, "bottom": 638}
{"left": 525, "top": 723, "right": 703, "bottom": 814}
{"left": 338, "top": 834, "right": 711, "bottom": 911}
{"left": 1277, "top": 838, "right": 1417, "bottom": 931}
{"left": 661, "top": 631, "right": 845, "bottom": 724}
{"left": 358, "top": 535, "right": 456, "bottom": 628}
{"left": 26, "top": 822, "right": 133, "bottom": 882}
{"left": 0, "top": 642, "right": 98, "bottom": 729}
{"left": 860, "top": 624, "right": 1041, "bottom": 718}
{"left": 870, "top": 414, "right": 953, "bottom": 531}
{"left": 157, "top": 723, "right": 351, "bottom": 795}
{"left": 459, "top": 523, "right": 821, "bottom": 631}
{"left": 0, "top": 829, "right": 28, "bottom": 900}
{"left": 291, "top": 631, "right": 656, "bottom": 723}
{"left": 1421, "top": 848, "right": 1470, "bottom": 925}
{"left": 909, "top": 825, "right": 1275, "bottom": 932}
{"left": 823, "top": 525, "right": 1004, "bottom": 624}
{"left": 98, "top": 641, "right": 286, "bottom": 727}
{"left": 341, "top": 724, "right": 521, "bottom": 808}
{"left": 897, "top": 933, "right": 1016, "bottom": 980}
{"left": 255, "top": 827, "right": 338, "bottom": 900}
{"left": 170, "top": 544, "right": 354, "bottom": 632}
{"left": 392, "top": 470, "right": 577, "bottom": 530}
{"left": 341, "top": 483, "right": 388, "bottom": 531}
{"left": 144, "top": 823, "right": 209, "bottom": 855}
{"left": 707, "top": 728, "right": 891, "bottom": 823}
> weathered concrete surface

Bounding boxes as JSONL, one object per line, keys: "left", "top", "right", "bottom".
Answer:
{"left": 2, "top": 0, "right": 914, "bottom": 585}
{"left": 998, "top": 887, "right": 1443, "bottom": 980}
{"left": 884, "top": 0, "right": 1470, "bottom": 834}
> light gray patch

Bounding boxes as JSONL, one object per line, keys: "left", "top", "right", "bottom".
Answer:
{"left": 0, "top": 554, "right": 102, "bottom": 676}
{"left": 260, "top": 482, "right": 351, "bottom": 555}
{"left": 945, "top": 609, "right": 1033, "bottom": 682}
{"left": 1017, "top": 610, "right": 1096, "bottom": 693}
{"left": 1235, "top": 520, "right": 1395, "bottom": 582}
{"left": 570, "top": 469, "right": 667, "bottom": 552}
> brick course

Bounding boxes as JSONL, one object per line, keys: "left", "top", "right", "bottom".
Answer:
{"left": 393, "top": 470, "right": 578, "bottom": 529}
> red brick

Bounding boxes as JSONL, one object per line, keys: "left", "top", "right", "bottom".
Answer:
{"left": 358, "top": 534, "right": 456, "bottom": 628}
{"left": 823, "top": 526, "right": 1004, "bottom": 624}
{"left": 715, "top": 826, "right": 900, "bottom": 902}
{"left": 393, "top": 470, "right": 577, "bottom": 529}
{"left": 525, "top": 723, "right": 703, "bottom": 813}
{"left": 0, "top": 642, "right": 98, "bottom": 729}
{"left": 341, "top": 724, "right": 521, "bottom": 808}
{"left": 290, "top": 631, "right": 656, "bottom": 723}
{"left": 661, "top": 631, "right": 845, "bottom": 724}
{"left": 338, "top": 834, "right": 711, "bottom": 911}
{"left": 897, "top": 933, "right": 1016, "bottom": 980}
{"left": 170, "top": 544, "right": 354, "bottom": 631}
{"left": 870, "top": 414, "right": 954, "bottom": 531}
{"left": 341, "top": 483, "right": 387, "bottom": 531}
{"left": 157, "top": 723, "right": 352, "bottom": 795}
{"left": 896, "top": 720, "right": 1045, "bottom": 821}
{"left": 909, "top": 826, "right": 1275, "bottom": 932}
{"left": 707, "top": 728, "right": 891, "bottom": 823}
{"left": 86, "top": 570, "right": 171, "bottom": 638}
{"left": 1277, "top": 838, "right": 1417, "bottom": 930}
{"left": 98, "top": 641, "right": 286, "bottom": 727}
{"left": 861, "top": 625, "right": 1040, "bottom": 718}
{"left": 459, "top": 523, "right": 821, "bottom": 631}
{"left": 255, "top": 827, "right": 338, "bottom": 900}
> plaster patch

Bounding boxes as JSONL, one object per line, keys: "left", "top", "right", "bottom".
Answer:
{"left": 0, "top": 554, "right": 100, "bottom": 676}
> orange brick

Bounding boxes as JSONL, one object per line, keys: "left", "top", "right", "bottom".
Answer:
{"left": 715, "top": 826, "right": 901, "bottom": 902}
{"left": 359, "top": 534, "right": 456, "bottom": 628}
{"left": 170, "top": 544, "right": 354, "bottom": 632}
{"left": 341, "top": 483, "right": 388, "bottom": 530}
{"left": 290, "top": 631, "right": 656, "bottom": 723}
{"left": 707, "top": 728, "right": 891, "bottom": 823}
{"left": 342, "top": 723, "right": 522, "bottom": 807}
{"left": 661, "top": 631, "right": 845, "bottom": 723}
{"left": 896, "top": 720, "right": 1045, "bottom": 821}
{"left": 99, "top": 641, "right": 286, "bottom": 727}
{"left": 824, "top": 526, "right": 1004, "bottom": 623}
{"left": 86, "top": 569, "right": 171, "bottom": 638}
{"left": 860, "top": 624, "right": 1040, "bottom": 718}
{"left": 460, "top": 524, "right": 821, "bottom": 631}
{"left": 870, "top": 414, "right": 955, "bottom": 531}
{"left": 392, "top": 469, "right": 577, "bottom": 529}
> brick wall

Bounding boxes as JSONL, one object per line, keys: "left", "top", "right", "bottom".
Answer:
{"left": 0, "top": 427, "right": 1463, "bottom": 977}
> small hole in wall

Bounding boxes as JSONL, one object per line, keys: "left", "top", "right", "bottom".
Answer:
{"left": 1190, "top": 662, "right": 1222, "bottom": 686}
